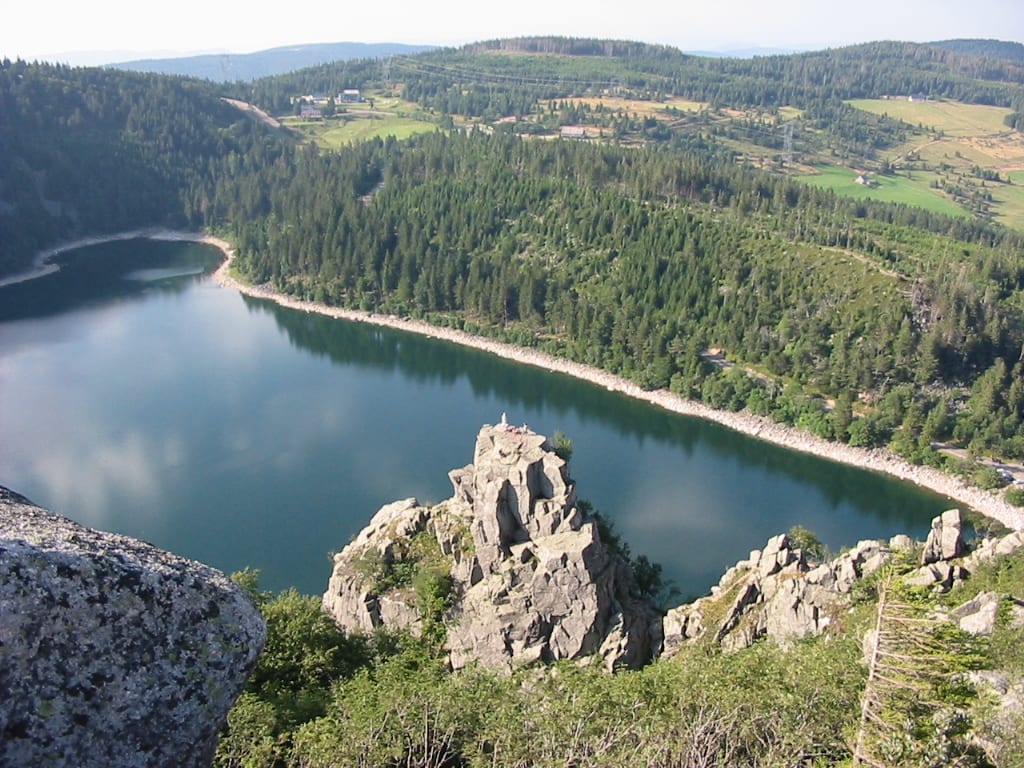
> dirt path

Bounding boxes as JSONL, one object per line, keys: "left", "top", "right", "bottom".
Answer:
{"left": 11, "top": 229, "right": 1024, "bottom": 532}
{"left": 221, "top": 98, "right": 281, "bottom": 129}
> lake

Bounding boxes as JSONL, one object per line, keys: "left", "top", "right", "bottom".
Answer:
{"left": 0, "top": 239, "right": 956, "bottom": 598}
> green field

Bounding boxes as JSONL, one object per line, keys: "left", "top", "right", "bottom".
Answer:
{"left": 286, "top": 114, "right": 438, "bottom": 149}
{"left": 845, "top": 100, "right": 1024, "bottom": 230}
{"left": 796, "top": 163, "right": 965, "bottom": 217}
{"left": 848, "top": 98, "right": 1013, "bottom": 137}
{"left": 987, "top": 180, "right": 1024, "bottom": 230}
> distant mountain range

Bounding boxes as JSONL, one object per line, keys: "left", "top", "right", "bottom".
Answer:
{"left": 103, "top": 38, "right": 1024, "bottom": 82}
{"left": 686, "top": 47, "right": 800, "bottom": 58}
{"left": 110, "top": 42, "right": 437, "bottom": 82}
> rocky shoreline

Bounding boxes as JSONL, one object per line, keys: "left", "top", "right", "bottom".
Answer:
{"left": 11, "top": 229, "right": 1024, "bottom": 532}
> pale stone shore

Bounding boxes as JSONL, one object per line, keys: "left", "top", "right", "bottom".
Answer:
{"left": 13, "top": 229, "right": 1024, "bottom": 532}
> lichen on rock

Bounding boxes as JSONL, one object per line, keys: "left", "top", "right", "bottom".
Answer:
{"left": 0, "top": 486, "right": 266, "bottom": 768}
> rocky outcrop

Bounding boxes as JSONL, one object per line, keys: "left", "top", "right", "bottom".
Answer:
{"left": 922, "top": 508, "right": 967, "bottom": 564}
{"left": 322, "top": 421, "right": 663, "bottom": 671}
{"left": 663, "top": 534, "right": 897, "bottom": 653}
{"left": 954, "top": 591, "right": 1003, "bottom": 636}
{"left": 0, "top": 487, "right": 266, "bottom": 768}
{"left": 962, "top": 530, "right": 1024, "bottom": 573}
{"left": 662, "top": 509, "right": 1018, "bottom": 655}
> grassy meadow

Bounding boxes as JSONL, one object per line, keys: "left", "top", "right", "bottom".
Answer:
{"left": 848, "top": 98, "right": 1013, "bottom": 137}
{"left": 834, "top": 98, "right": 1024, "bottom": 228}
{"left": 571, "top": 95, "right": 710, "bottom": 116}
{"left": 795, "top": 163, "right": 966, "bottom": 217}
{"left": 987, "top": 180, "right": 1024, "bottom": 230}
{"left": 282, "top": 93, "right": 440, "bottom": 149}
{"left": 296, "top": 115, "right": 438, "bottom": 149}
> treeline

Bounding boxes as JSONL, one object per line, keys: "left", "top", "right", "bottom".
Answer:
{"left": 0, "top": 59, "right": 289, "bottom": 274}
{"left": 235, "top": 38, "right": 1024, "bottom": 120}
{"left": 4, "top": 52, "right": 1024, "bottom": 466}
{"left": 689, "top": 41, "right": 1024, "bottom": 108}
{"left": 931, "top": 39, "right": 1024, "bottom": 66}
{"left": 212, "top": 130, "right": 1024, "bottom": 463}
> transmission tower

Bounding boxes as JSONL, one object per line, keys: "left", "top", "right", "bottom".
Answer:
{"left": 783, "top": 121, "right": 794, "bottom": 165}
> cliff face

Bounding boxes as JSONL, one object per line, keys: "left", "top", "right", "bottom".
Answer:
{"left": 323, "top": 421, "right": 663, "bottom": 671}
{"left": 0, "top": 487, "right": 266, "bottom": 768}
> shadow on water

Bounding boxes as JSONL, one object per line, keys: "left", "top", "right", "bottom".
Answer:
{"left": 0, "top": 240, "right": 223, "bottom": 322}
{"left": 247, "top": 294, "right": 956, "bottom": 531}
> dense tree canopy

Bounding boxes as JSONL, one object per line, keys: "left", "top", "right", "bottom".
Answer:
{"left": 3, "top": 37, "right": 1024, "bottom": 468}
{"left": 0, "top": 59, "right": 290, "bottom": 274}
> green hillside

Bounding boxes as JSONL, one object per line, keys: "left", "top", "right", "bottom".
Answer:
{"left": 3, "top": 37, "right": 1024, "bottom": 488}
{"left": 3, "top": 38, "right": 1024, "bottom": 768}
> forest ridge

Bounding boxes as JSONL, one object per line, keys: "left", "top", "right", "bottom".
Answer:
{"left": 1, "top": 36, "right": 1024, "bottom": 494}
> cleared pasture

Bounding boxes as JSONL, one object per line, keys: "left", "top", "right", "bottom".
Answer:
{"left": 796, "top": 163, "right": 965, "bottom": 217}
{"left": 848, "top": 98, "right": 1014, "bottom": 137}
{"left": 986, "top": 181, "right": 1024, "bottom": 231}
{"left": 571, "top": 95, "right": 710, "bottom": 116}
{"left": 286, "top": 114, "right": 438, "bottom": 149}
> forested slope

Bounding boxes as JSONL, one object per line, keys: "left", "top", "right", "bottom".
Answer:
{"left": 3, "top": 39, "right": 1024, "bottom": 478}
{"left": 931, "top": 39, "right": 1024, "bottom": 66}
{"left": 212, "top": 129, "right": 1024, "bottom": 467}
{"left": 0, "top": 59, "right": 290, "bottom": 274}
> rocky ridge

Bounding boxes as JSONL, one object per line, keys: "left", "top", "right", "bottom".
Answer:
{"left": 322, "top": 420, "right": 663, "bottom": 671}
{"left": 663, "top": 507, "right": 1024, "bottom": 655}
{"left": 324, "top": 423, "right": 1024, "bottom": 669}
{"left": 0, "top": 487, "right": 265, "bottom": 768}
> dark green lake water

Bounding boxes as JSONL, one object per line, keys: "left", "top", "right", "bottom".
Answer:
{"left": 0, "top": 239, "right": 956, "bottom": 598}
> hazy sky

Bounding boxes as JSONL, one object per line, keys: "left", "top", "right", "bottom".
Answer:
{"left": 4, "top": 0, "right": 1022, "bottom": 64}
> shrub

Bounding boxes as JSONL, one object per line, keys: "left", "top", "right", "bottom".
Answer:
{"left": 552, "top": 430, "right": 574, "bottom": 463}
{"left": 788, "top": 524, "right": 826, "bottom": 560}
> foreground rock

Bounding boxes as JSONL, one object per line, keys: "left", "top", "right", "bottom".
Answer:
{"left": 323, "top": 421, "right": 663, "bottom": 671}
{"left": 0, "top": 487, "right": 266, "bottom": 768}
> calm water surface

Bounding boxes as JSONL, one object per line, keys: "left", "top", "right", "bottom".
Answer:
{"left": 0, "top": 240, "right": 957, "bottom": 597}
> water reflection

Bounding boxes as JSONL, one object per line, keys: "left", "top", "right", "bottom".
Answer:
{"left": 249, "top": 294, "right": 954, "bottom": 526}
{"left": 0, "top": 241, "right": 955, "bottom": 597}
{"left": 0, "top": 239, "right": 222, "bottom": 322}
